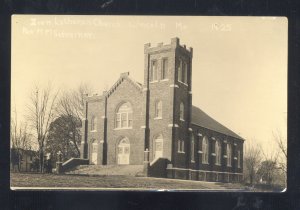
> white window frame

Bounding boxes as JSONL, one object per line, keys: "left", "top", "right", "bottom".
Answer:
{"left": 91, "top": 116, "right": 97, "bottom": 131}
{"left": 215, "top": 140, "right": 221, "bottom": 165}
{"left": 227, "top": 143, "right": 232, "bottom": 167}
{"left": 154, "top": 100, "right": 162, "bottom": 119}
{"left": 237, "top": 150, "right": 241, "bottom": 168}
{"left": 161, "top": 58, "right": 168, "bottom": 80}
{"left": 178, "top": 139, "right": 185, "bottom": 153}
{"left": 191, "top": 135, "right": 195, "bottom": 162}
{"left": 202, "top": 136, "right": 209, "bottom": 164}
{"left": 182, "top": 61, "right": 187, "bottom": 84}
{"left": 115, "top": 103, "right": 133, "bottom": 129}
{"left": 180, "top": 102, "right": 184, "bottom": 121}
{"left": 177, "top": 59, "right": 182, "bottom": 83}
{"left": 150, "top": 60, "right": 158, "bottom": 82}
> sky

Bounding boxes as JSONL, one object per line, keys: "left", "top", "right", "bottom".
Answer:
{"left": 11, "top": 15, "right": 287, "bottom": 156}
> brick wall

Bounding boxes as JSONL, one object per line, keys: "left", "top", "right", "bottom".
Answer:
{"left": 106, "top": 78, "right": 144, "bottom": 165}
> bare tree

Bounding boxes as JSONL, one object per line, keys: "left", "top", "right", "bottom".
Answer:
{"left": 10, "top": 106, "right": 32, "bottom": 171}
{"left": 243, "top": 141, "right": 262, "bottom": 185}
{"left": 26, "top": 84, "right": 59, "bottom": 172}
{"left": 273, "top": 130, "right": 287, "bottom": 174}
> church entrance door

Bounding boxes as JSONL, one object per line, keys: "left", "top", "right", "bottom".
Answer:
{"left": 117, "top": 138, "right": 130, "bottom": 165}
{"left": 91, "top": 142, "right": 98, "bottom": 164}
{"left": 154, "top": 137, "right": 163, "bottom": 159}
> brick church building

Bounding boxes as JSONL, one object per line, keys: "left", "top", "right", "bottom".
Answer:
{"left": 80, "top": 37, "right": 244, "bottom": 182}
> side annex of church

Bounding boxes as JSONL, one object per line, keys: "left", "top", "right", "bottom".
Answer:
{"left": 80, "top": 37, "right": 244, "bottom": 182}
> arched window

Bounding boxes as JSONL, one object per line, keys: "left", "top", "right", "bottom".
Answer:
{"left": 177, "top": 59, "right": 182, "bottom": 82}
{"left": 215, "top": 140, "right": 221, "bottom": 165}
{"left": 115, "top": 102, "right": 133, "bottom": 129}
{"left": 227, "top": 144, "right": 232, "bottom": 166}
{"left": 178, "top": 139, "right": 184, "bottom": 153}
{"left": 237, "top": 150, "right": 241, "bottom": 168}
{"left": 155, "top": 100, "right": 162, "bottom": 119}
{"left": 180, "top": 102, "right": 184, "bottom": 121}
{"left": 150, "top": 60, "right": 158, "bottom": 81}
{"left": 182, "top": 61, "right": 187, "bottom": 84}
{"left": 161, "top": 58, "right": 168, "bottom": 80}
{"left": 91, "top": 116, "right": 97, "bottom": 131}
{"left": 191, "top": 134, "right": 195, "bottom": 162}
{"left": 202, "top": 136, "right": 209, "bottom": 164}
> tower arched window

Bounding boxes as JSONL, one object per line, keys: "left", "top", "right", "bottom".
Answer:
{"left": 155, "top": 100, "right": 162, "bottom": 119}
{"left": 150, "top": 60, "right": 158, "bottom": 81}
{"left": 180, "top": 102, "right": 184, "bottom": 121}
{"left": 177, "top": 59, "right": 182, "bottom": 82}
{"left": 215, "top": 140, "right": 221, "bottom": 165}
{"left": 91, "top": 116, "right": 97, "bottom": 131}
{"left": 227, "top": 143, "right": 232, "bottom": 166}
{"left": 202, "top": 136, "right": 209, "bottom": 164}
{"left": 115, "top": 102, "right": 133, "bottom": 129}
{"left": 161, "top": 58, "right": 168, "bottom": 80}
{"left": 182, "top": 61, "right": 187, "bottom": 84}
{"left": 191, "top": 134, "right": 195, "bottom": 162}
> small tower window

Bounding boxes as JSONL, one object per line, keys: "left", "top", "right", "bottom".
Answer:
{"left": 161, "top": 58, "right": 168, "bottom": 80}
{"left": 91, "top": 116, "right": 97, "bottom": 131}
{"left": 180, "top": 102, "right": 184, "bottom": 121}
{"left": 182, "top": 61, "right": 188, "bottom": 84}
{"left": 155, "top": 100, "right": 162, "bottom": 119}
{"left": 150, "top": 60, "right": 158, "bottom": 81}
{"left": 177, "top": 59, "right": 182, "bottom": 82}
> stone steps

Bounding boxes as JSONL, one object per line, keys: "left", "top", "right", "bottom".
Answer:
{"left": 66, "top": 164, "right": 144, "bottom": 176}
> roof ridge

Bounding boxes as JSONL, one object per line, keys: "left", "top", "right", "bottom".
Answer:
{"left": 192, "top": 105, "right": 244, "bottom": 140}
{"left": 106, "top": 73, "right": 142, "bottom": 97}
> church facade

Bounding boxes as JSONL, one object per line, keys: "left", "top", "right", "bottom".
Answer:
{"left": 80, "top": 38, "right": 244, "bottom": 182}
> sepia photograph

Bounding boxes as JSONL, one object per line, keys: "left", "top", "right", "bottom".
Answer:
{"left": 11, "top": 15, "right": 287, "bottom": 191}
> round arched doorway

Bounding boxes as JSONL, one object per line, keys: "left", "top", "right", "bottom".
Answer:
{"left": 117, "top": 138, "right": 130, "bottom": 165}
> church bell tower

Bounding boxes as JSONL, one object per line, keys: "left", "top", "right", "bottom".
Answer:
{"left": 143, "top": 37, "right": 193, "bottom": 168}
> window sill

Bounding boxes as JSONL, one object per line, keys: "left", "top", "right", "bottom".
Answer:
{"left": 150, "top": 80, "right": 158, "bottom": 84}
{"left": 178, "top": 151, "right": 185, "bottom": 154}
{"left": 191, "top": 160, "right": 195, "bottom": 163}
{"left": 215, "top": 163, "right": 221, "bottom": 166}
{"left": 202, "top": 162, "right": 209, "bottom": 165}
{"left": 114, "top": 127, "right": 133, "bottom": 130}
{"left": 160, "top": 79, "right": 169, "bottom": 82}
{"left": 198, "top": 151, "right": 203, "bottom": 154}
{"left": 211, "top": 153, "right": 216, "bottom": 156}
{"left": 90, "top": 130, "right": 97, "bottom": 133}
{"left": 180, "top": 119, "right": 185, "bottom": 122}
{"left": 154, "top": 117, "right": 162, "bottom": 120}
{"left": 227, "top": 165, "right": 232, "bottom": 167}
{"left": 178, "top": 80, "right": 188, "bottom": 86}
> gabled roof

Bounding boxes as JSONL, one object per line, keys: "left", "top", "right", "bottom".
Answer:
{"left": 106, "top": 72, "right": 143, "bottom": 97}
{"left": 191, "top": 106, "right": 244, "bottom": 140}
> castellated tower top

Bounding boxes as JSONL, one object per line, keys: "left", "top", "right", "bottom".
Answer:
{"left": 144, "top": 37, "right": 193, "bottom": 57}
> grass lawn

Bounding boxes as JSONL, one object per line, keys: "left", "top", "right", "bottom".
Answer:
{"left": 11, "top": 172, "right": 247, "bottom": 191}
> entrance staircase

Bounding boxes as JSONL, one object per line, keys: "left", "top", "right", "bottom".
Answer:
{"left": 66, "top": 164, "right": 144, "bottom": 176}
